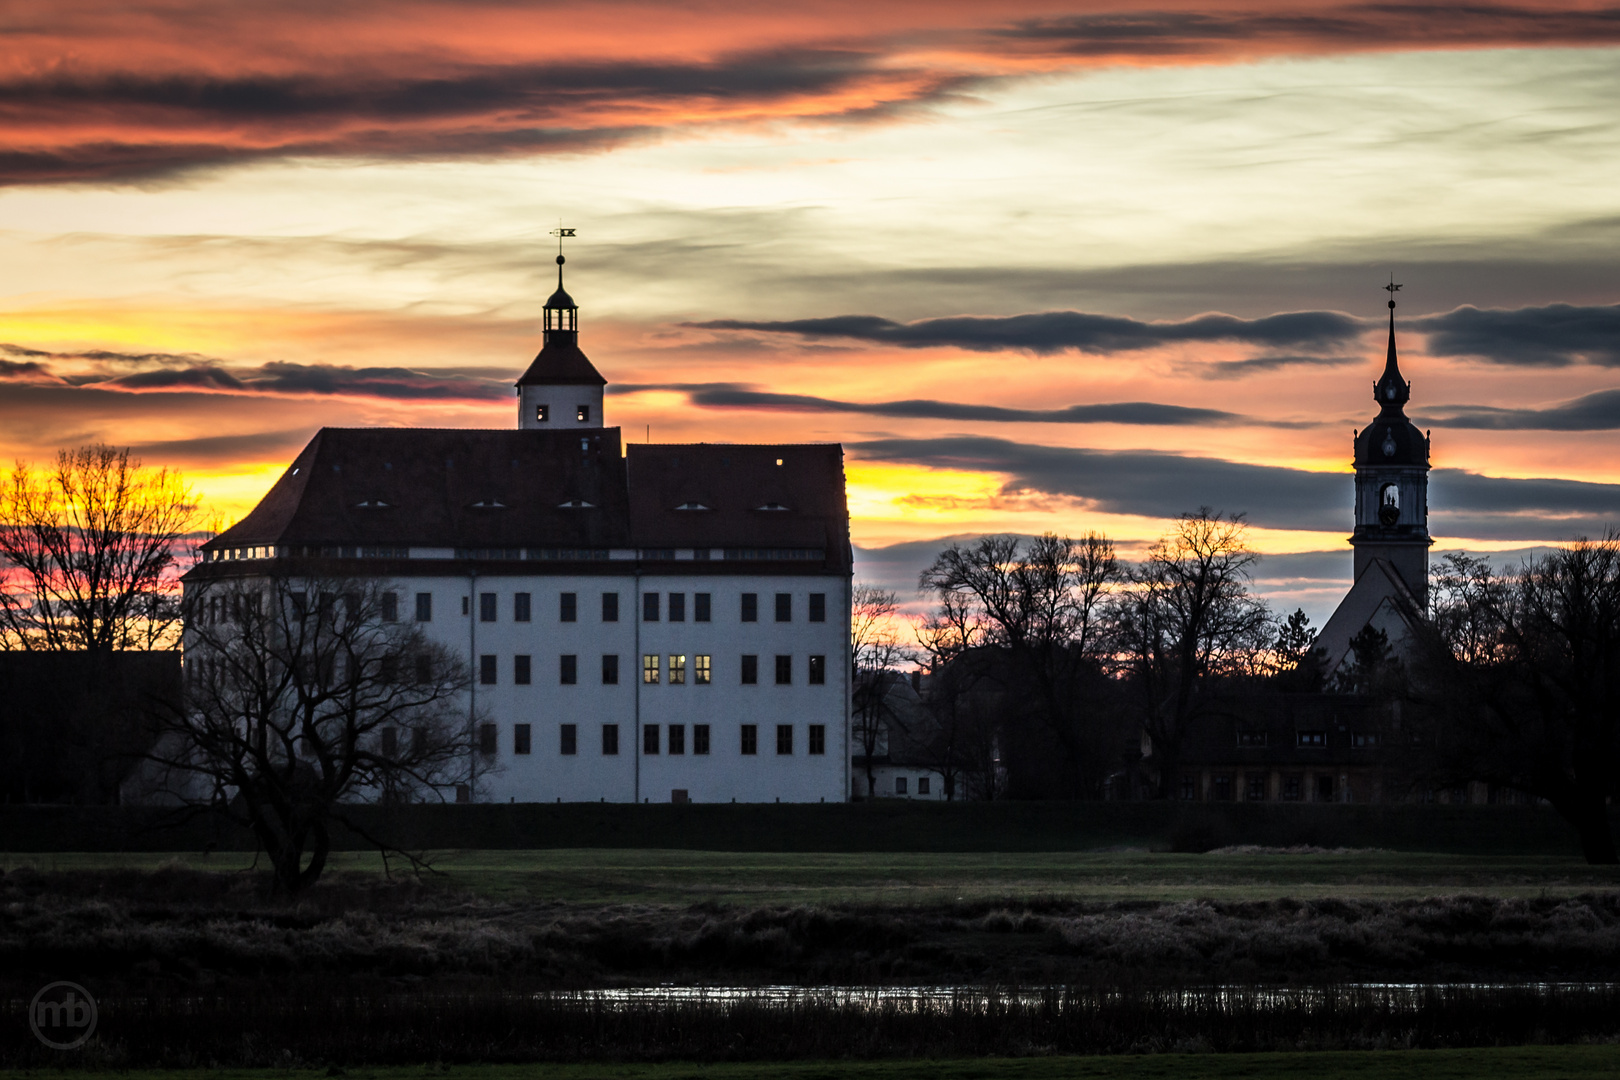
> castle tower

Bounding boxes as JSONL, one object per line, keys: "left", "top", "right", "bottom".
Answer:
{"left": 1350, "top": 283, "right": 1431, "bottom": 602}
{"left": 516, "top": 247, "right": 606, "bottom": 430}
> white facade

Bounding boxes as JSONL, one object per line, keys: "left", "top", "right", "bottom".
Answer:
{"left": 436, "top": 570, "right": 849, "bottom": 803}
{"left": 517, "top": 382, "right": 604, "bottom": 432}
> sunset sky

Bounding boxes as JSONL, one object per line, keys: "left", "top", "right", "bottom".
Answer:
{"left": 3, "top": 0, "right": 1619, "bottom": 625}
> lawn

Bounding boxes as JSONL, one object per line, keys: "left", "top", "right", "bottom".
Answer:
{"left": 5, "top": 848, "right": 1619, "bottom": 904}
{"left": 26, "top": 1046, "right": 1620, "bottom": 1079}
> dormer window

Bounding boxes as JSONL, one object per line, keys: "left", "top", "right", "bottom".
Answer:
{"left": 754, "top": 502, "right": 789, "bottom": 512}
{"left": 536, "top": 404, "right": 549, "bottom": 423}
{"left": 354, "top": 499, "right": 391, "bottom": 510}
{"left": 557, "top": 499, "right": 595, "bottom": 509}
{"left": 675, "top": 502, "right": 712, "bottom": 511}
{"left": 469, "top": 499, "right": 509, "bottom": 509}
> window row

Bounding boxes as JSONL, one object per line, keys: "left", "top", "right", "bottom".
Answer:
{"left": 476, "top": 653, "right": 828, "bottom": 686}
{"left": 401, "top": 590, "right": 830, "bottom": 624}
{"left": 478, "top": 722, "right": 828, "bottom": 757}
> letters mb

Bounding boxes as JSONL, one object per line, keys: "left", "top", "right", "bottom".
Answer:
{"left": 29, "top": 981, "right": 98, "bottom": 1049}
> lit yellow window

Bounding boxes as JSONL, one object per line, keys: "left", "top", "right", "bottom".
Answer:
{"left": 694, "top": 654, "right": 712, "bottom": 685}
{"left": 669, "top": 654, "right": 686, "bottom": 684}
{"left": 642, "top": 654, "right": 659, "bottom": 684}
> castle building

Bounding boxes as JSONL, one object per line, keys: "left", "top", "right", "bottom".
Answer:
{"left": 189, "top": 253, "right": 853, "bottom": 804}
{"left": 1314, "top": 286, "right": 1432, "bottom": 675}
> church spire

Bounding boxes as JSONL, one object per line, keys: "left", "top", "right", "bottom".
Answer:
{"left": 1373, "top": 278, "right": 1409, "bottom": 413}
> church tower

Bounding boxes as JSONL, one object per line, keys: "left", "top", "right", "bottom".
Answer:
{"left": 516, "top": 246, "right": 606, "bottom": 430}
{"left": 1350, "top": 283, "right": 1431, "bottom": 603}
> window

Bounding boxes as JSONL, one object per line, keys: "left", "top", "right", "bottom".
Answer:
{"left": 668, "top": 592, "right": 686, "bottom": 622}
{"left": 808, "top": 655, "right": 825, "bottom": 685}
{"left": 462, "top": 595, "right": 469, "bottom": 616}
{"left": 560, "top": 654, "right": 577, "bottom": 685}
{"left": 514, "top": 592, "right": 531, "bottom": 622}
{"left": 480, "top": 592, "right": 497, "bottom": 622}
{"left": 695, "top": 593, "right": 711, "bottom": 622}
{"left": 414, "top": 655, "right": 432, "bottom": 684}
{"left": 560, "top": 592, "right": 577, "bottom": 622}
{"left": 809, "top": 724, "right": 825, "bottom": 755}
{"left": 602, "top": 654, "right": 619, "bottom": 684}
{"left": 560, "top": 724, "right": 577, "bottom": 755}
{"left": 775, "top": 655, "right": 792, "bottom": 684}
{"left": 668, "top": 724, "right": 686, "bottom": 755}
{"left": 1247, "top": 775, "right": 1266, "bottom": 801}
{"left": 536, "top": 403, "right": 549, "bottom": 422}
{"left": 1283, "top": 775, "right": 1302, "bottom": 801}
{"left": 514, "top": 654, "right": 532, "bottom": 685}
{"left": 479, "top": 723, "right": 498, "bottom": 756}
{"left": 643, "top": 654, "right": 660, "bottom": 684}
{"left": 1316, "top": 774, "right": 1335, "bottom": 802}
{"left": 514, "top": 724, "right": 532, "bottom": 755}
{"left": 381, "top": 592, "right": 398, "bottom": 622}
{"left": 602, "top": 592, "right": 619, "bottom": 622}
{"left": 693, "top": 724, "right": 710, "bottom": 755}
{"left": 741, "top": 593, "right": 758, "bottom": 622}
{"left": 1237, "top": 731, "right": 1266, "bottom": 747}
{"left": 415, "top": 593, "right": 433, "bottom": 622}
{"left": 1297, "top": 730, "right": 1326, "bottom": 748}
{"left": 577, "top": 404, "right": 590, "bottom": 422}
{"left": 602, "top": 724, "right": 619, "bottom": 755}
{"left": 917, "top": 776, "right": 930, "bottom": 796}
{"left": 1213, "top": 774, "right": 1233, "bottom": 801}
{"left": 381, "top": 727, "right": 398, "bottom": 757}
{"left": 809, "top": 593, "right": 826, "bottom": 622}
{"left": 1180, "top": 776, "right": 1195, "bottom": 801}
{"left": 775, "top": 592, "right": 792, "bottom": 622}
{"left": 669, "top": 654, "right": 686, "bottom": 684}
{"left": 480, "top": 655, "right": 497, "bottom": 685}
{"left": 896, "top": 776, "right": 907, "bottom": 795}
{"left": 740, "top": 724, "right": 757, "bottom": 755}
{"left": 644, "top": 724, "right": 660, "bottom": 755}
{"left": 741, "top": 655, "right": 758, "bottom": 684}
{"left": 643, "top": 592, "right": 660, "bottom": 622}
{"left": 1353, "top": 732, "right": 1381, "bottom": 748}
{"left": 695, "top": 654, "right": 711, "bottom": 684}
{"left": 776, "top": 724, "right": 793, "bottom": 755}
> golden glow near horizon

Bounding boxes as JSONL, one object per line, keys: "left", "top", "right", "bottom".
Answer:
{"left": 2, "top": 7, "right": 1618, "bottom": 626}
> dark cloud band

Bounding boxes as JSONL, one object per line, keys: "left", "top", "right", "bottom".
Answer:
{"left": 0, "top": 348, "right": 510, "bottom": 402}
{"left": 692, "top": 309, "right": 1363, "bottom": 355}
{"left": 851, "top": 435, "right": 1620, "bottom": 540}
{"left": 1415, "top": 303, "right": 1620, "bottom": 366}
{"left": 613, "top": 382, "right": 1242, "bottom": 426}
{"left": 1423, "top": 388, "right": 1620, "bottom": 430}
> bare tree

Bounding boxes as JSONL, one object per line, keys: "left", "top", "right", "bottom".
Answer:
{"left": 143, "top": 574, "right": 475, "bottom": 893}
{"left": 1110, "top": 509, "right": 1274, "bottom": 798}
{"left": 0, "top": 445, "right": 196, "bottom": 652}
{"left": 919, "top": 532, "right": 1119, "bottom": 795}
{"left": 851, "top": 584, "right": 907, "bottom": 798}
{"left": 1407, "top": 542, "right": 1620, "bottom": 864}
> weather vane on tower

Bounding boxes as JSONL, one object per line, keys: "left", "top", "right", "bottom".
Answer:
{"left": 1385, "top": 276, "right": 1402, "bottom": 308}
{"left": 550, "top": 225, "right": 576, "bottom": 266}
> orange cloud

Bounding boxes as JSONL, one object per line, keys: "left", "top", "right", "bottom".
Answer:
{"left": 3, "top": 1, "right": 1618, "bottom": 183}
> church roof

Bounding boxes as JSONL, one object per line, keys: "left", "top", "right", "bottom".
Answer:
{"left": 1315, "top": 558, "right": 1423, "bottom": 676}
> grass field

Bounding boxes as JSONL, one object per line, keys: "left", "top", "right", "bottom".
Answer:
{"left": 6, "top": 848, "right": 1620, "bottom": 904}
{"left": 26, "top": 1046, "right": 1620, "bottom": 1079}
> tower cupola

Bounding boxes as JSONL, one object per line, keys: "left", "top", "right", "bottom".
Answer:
{"left": 1349, "top": 281, "right": 1432, "bottom": 602}
{"left": 516, "top": 233, "right": 606, "bottom": 430}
